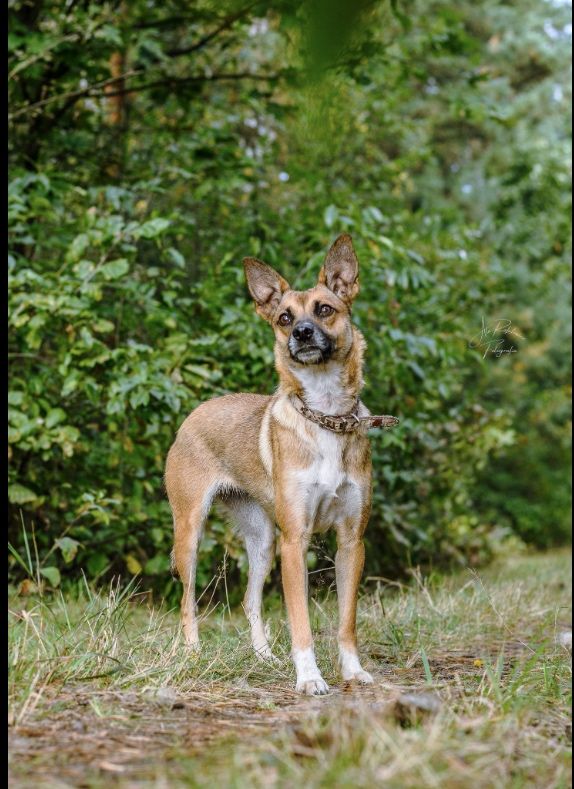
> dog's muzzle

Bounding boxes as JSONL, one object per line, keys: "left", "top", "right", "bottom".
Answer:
{"left": 288, "top": 320, "right": 333, "bottom": 364}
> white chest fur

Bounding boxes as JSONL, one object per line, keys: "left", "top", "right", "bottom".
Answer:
{"left": 293, "top": 363, "right": 354, "bottom": 415}
{"left": 290, "top": 363, "right": 363, "bottom": 531}
{"left": 290, "top": 427, "right": 362, "bottom": 533}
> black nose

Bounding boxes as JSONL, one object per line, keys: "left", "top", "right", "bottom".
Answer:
{"left": 292, "top": 321, "right": 315, "bottom": 342}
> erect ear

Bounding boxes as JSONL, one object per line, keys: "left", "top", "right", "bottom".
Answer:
{"left": 243, "top": 257, "right": 290, "bottom": 322}
{"left": 318, "top": 234, "right": 359, "bottom": 306}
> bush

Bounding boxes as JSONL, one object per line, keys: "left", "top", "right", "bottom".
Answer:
{"left": 8, "top": 0, "right": 571, "bottom": 601}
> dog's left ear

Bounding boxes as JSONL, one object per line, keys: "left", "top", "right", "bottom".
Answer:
{"left": 318, "top": 234, "right": 359, "bottom": 306}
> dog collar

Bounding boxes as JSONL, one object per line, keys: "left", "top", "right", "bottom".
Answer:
{"left": 290, "top": 395, "right": 399, "bottom": 434}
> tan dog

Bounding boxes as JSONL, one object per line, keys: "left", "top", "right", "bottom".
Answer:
{"left": 166, "top": 234, "right": 397, "bottom": 695}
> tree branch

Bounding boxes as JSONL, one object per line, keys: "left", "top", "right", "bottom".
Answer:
{"left": 9, "top": 69, "right": 143, "bottom": 120}
{"left": 132, "top": 14, "right": 205, "bottom": 30}
{"left": 164, "top": 0, "right": 261, "bottom": 59}
{"left": 98, "top": 71, "right": 282, "bottom": 99}
{"left": 10, "top": 69, "right": 282, "bottom": 121}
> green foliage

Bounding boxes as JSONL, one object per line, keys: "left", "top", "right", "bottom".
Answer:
{"left": 8, "top": 0, "right": 571, "bottom": 600}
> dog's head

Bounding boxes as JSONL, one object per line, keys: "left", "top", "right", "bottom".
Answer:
{"left": 243, "top": 234, "right": 360, "bottom": 367}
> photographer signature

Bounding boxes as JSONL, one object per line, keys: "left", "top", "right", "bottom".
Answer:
{"left": 468, "top": 317, "right": 524, "bottom": 358}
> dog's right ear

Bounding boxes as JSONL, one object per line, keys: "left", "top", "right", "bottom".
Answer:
{"left": 243, "top": 258, "right": 290, "bottom": 322}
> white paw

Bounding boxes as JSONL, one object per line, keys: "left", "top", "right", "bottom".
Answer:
{"left": 339, "top": 648, "right": 373, "bottom": 684}
{"left": 296, "top": 677, "right": 330, "bottom": 696}
{"left": 254, "top": 645, "right": 280, "bottom": 664}
{"left": 342, "top": 669, "right": 374, "bottom": 685}
{"left": 293, "top": 647, "right": 328, "bottom": 695}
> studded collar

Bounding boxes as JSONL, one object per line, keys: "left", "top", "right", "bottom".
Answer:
{"left": 290, "top": 395, "right": 399, "bottom": 434}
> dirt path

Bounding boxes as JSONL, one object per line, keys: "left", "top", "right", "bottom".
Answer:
{"left": 9, "top": 677, "right": 399, "bottom": 784}
{"left": 9, "top": 551, "right": 571, "bottom": 787}
{"left": 8, "top": 642, "right": 539, "bottom": 787}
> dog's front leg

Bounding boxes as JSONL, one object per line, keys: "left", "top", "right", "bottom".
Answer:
{"left": 280, "top": 531, "right": 329, "bottom": 695}
{"left": 335, "top": 524, "right": 373, "bottom": 685}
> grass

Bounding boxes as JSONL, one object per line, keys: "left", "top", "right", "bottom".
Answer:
{"left": 8, "top": 549, "right": 572, "bottom": 788}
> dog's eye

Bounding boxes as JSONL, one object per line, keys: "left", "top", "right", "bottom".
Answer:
{"left": 317, "top": 304, "right": 334, "bottom": 318}
{"left": 278, "top": 312, "right": 292, "bottom": 327}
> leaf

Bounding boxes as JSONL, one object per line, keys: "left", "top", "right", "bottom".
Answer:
{"left": 8, "top": 427, "right": 21, "bottom": 443}
{"left": 144, "top": 554, "right": 170, "bottom": 575}
{"left": 167, "top": 247, "right": 185, "bottom": 268}
{"left": 137, "top": 37, "right": 168, "bottom": 63}
{"left": 93, "top": 319, "right": 115, "bottom": 333}
{"left": 420, "top": 646, "right": 433, "bottom": 684}
{"left": 416, "top": 336, "right": 437, "bottom": 355}
{"left": 323, "top": 205, "right": 338, "bottom": 229}
{"left": 86, "top": 553, "right": 109, "bottom": 576}
{"left": 74, "top": 260, "right": 95, "bottom": 278}
{"left": 79, "top": 326, "right": 95, "bottom": 348}
{"left": 66, "top": 233, "right": 90, "bottom": 263}
{"left": 125, "top": 554, "right": 143, "bottom": 574}
{"left": 8, "top": 483, "right": 38, "bottom": 504}
{"left": 389, "top": 524, "right": 411, "bottom": 547}
{"left": 366, "top": 206, "right": 385, "bottom": 223}
{"left": 45, "top": 408, "right": 66, "bottom": 429}
{"left": 134, "top": 218, "right": 171, "bottom": 239}
{"left": 40, "top": 566, "right": 61, "bottom": 587}
{"left": 101, "top": 259, "right": 129, "bottom": 280}
{"left": 407, "top": 361, "right": 426, "bottom": 380}
{"left": 129, "top": 389, "right": 150, "bottom": 408}
{"left": 95, "top": 24, "right": 123, "bottom": 46}
{"left": 184, "top": 363, "right": 214, "bottom": 380}
{"left": 55, "top": 536, "right": 80, "bottom": 563}
{"left": 406, "top": 249, "right": 425, "bottom": 265}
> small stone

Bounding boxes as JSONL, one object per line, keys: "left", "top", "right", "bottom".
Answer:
{"left": 392, "top": 692, "right": 442, "bottom": 727}
{"left": 144, "top": 686, "right": 181, "bottom": 707}
{"left": 558, "top": 631, "right": 572, "bottom": 650}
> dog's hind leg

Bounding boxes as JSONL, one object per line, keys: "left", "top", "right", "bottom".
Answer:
{"left": 168, "top": 469, "right": 219, "bottom": 649}
{"left": 223, "top": 496, "right": 276, "bottom": 660}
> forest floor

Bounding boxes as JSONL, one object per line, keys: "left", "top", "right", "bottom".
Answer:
{"left": 8, "top": 549, "right": 572, "bottom": 788}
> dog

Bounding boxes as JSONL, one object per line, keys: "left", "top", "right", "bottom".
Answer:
{"left": 165, "top": 234, "right": 398, "bottom": 695}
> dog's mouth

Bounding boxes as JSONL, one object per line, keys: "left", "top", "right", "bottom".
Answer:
{"left": 292, "top": 346, "right": 325, "bottom": 364}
